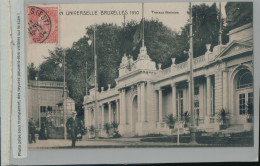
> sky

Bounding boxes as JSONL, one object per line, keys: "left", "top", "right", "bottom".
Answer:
{"left": 27, "top": 2, "right": 226, "bottom": 67}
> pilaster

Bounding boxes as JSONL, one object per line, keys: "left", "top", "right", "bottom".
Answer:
{"left": 108, "top": 102, "right": 112, "bottom": 123}
{"left": 140, "top": 82, "right": 146, "bottom": 122}
{"left": 116, "top": 99, "right": 119, "bottom": 123}
{"left": 206, "top": 75, "right": 211, "bottom": 116}
{"left": 158, "top": 88, "right": 163, "bottom": 122}
{"left": 222, "top": 70, "right": 228, "bottom": 110}
{"left": 171, "top": 82, "right": 177, "bottom": 117}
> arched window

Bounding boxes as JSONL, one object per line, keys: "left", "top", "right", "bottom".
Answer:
{"left": 235, "top": 69, "right": 253, "bottom": 115}
{"left": 237, "top": 70, "right": 253, "bottom": 89}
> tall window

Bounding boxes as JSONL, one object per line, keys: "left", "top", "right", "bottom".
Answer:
{"left": 236, "top": 69, "right": 253, "bottom": 115}
{"left": 239, "top": 93, "right": 246, "bottom": 114}
{"left": 40, "top": 106, "right": 46, "bottom": 113}
{"left": 194, "top": 86, "right": 199, "bottom": 117}
{"left": 237, "top": 71, "right": 253, "bottom": 89}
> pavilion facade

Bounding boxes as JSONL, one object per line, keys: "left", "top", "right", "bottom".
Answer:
{"left": 83, "top": 23, "right": 253, "bottom": 136}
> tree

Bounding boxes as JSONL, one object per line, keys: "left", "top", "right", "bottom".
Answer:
{"left": 27, "top": 63, "right": 37, "bottom": 80}
{"left": 225, "top": 2, "right": 253, "bottom": 30}
{"left": 191, "top": 3, "right": 223, "bottom": 57}
{"left": 223, "top": 2, "right": 253, "bottom": 44}
{"left": 30, "top": 3, "right": 229, "bottom": 118}
{"left": 132, "top": 19, "right": 178, "bottom": 68}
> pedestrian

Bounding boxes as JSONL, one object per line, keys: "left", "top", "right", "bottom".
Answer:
{"left": 29, "top": 119, "right": 36, "bottom": 143}
{"left": 66, "top": 111, "right": 78, "bottom": 147}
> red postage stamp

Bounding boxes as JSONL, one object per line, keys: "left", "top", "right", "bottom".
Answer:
{"left": 27, "top": 6, "right": 58, "bottom": 43}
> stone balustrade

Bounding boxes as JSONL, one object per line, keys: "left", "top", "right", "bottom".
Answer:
{"left": 28, "top": 80, "right": 66, "bottom": 88}
{"left": 157, "top": 53, "right": 210, "bottom": 79}
{"left": 84, "top": 87, "right": 119, "bottom": 103}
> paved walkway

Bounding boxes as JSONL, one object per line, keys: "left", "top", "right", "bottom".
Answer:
{"left": 28, "top": 137, "right": 196, "bottom": 149}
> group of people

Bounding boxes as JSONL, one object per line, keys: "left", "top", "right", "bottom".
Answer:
{"left": 28, "top": 111, "right": 85, "bottom": 147}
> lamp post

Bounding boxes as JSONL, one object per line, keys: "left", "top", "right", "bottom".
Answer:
{"left": 59, "top": 51, "right": 67, "bottom": 140}
{"left": 35, "top": 68, "right": 40, "bottom": 128}
{"left": 86, "top": 61, "right": 88, "bottom": 96}
{"left": 87, "top": 26, "right": 98, "bottom": 130}
{"left": 188, "top": 2, "right": 197, "bottom": 144}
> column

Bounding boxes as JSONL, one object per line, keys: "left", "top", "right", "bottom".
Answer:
{"left": 222, "top": 70, "right": 228, "bottom": 110}
{"left": 101, "top": 104, "right": 104, "bottom": 127}
{"left": 116, "top": 100, "right": 119, "bottom": 123}
{"left": 85, "top": 107, "right": 89, "bottom": 127}
{"left": 206, "top": 75, "right": 211, "bottom": 116}
{"left": 137, "top": 84, "right": 141, "bottom": 122}
{"left": 93, "top": 107, "right": 97, "bottom": 127}
{"left": 183, "top": 86, "right": 187, "bottom": 114}
{"left": 108, "top": 102, "right": 112, "bottom": 123}
{"left": 120, "top": 89, "right": 126, "bottom": 124}
{"left": 158, "top": 88, "right": 163, "bottom": 122}
{"left": 91, "top": 108, "right": 93, "bottom": 126}
{"left": 171, "top": 83, "right": 177, "bottom": 117}
{"left": 199, "top": 83, "right": 204, "bottom": 118}
{"left": 186, "top": 82, "right": 190, "bottom": 114}
{"left": 140, "top": 83, "right": 146, "bottom": 122}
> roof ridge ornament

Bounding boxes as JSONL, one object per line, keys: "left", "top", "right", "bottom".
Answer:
{"left": 137, "top": 45, "right": 150, "bottom": 60}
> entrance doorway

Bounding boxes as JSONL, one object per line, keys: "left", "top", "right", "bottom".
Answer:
{"left": 235, "top": 69, "right": 253, "bottom": 122}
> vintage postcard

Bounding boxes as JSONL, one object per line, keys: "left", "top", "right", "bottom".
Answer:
{"left": 6, "top": 0, "right": 259, "bottom": 164}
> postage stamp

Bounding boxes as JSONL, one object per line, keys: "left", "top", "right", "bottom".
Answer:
{"left": 27, "top": 6, "right": 58, "bottom": 43}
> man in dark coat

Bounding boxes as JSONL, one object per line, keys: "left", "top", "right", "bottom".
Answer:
{"left": 66, "top": 111, "right": 78, "bottom": 147}
{"left": 29, "top": 119, "right": 36, "bottom": 143}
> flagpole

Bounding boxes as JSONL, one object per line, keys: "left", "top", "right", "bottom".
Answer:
{"left": 142, "top": 2, "right": 144, "bottom": 47}
{"left": 94, "top": 26, "right": 98, "bottom": 131}
{"left": 86, "top": 61, "right": 88, "bottom": 95}
{"left": 219, "top": 2, "right": 222, "bottom": 54}
{"left": 123, "top": 14, "right": 126, "bottom": 54}
{"left": 63, "top": 50, "right": 67, "bottom": 140}
{"left": 189, "top": 2, "right": 197, "bottom": 144}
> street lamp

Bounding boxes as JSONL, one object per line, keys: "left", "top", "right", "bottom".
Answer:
{"left": 188, "top": 2, "right": 196, "bottom": 144}
{"left": 58, "top": 51, "right": 67, "bottom": 140}
{"left": 35, "top": 68, "right": 40, "bottom": 128}
{"left": 87, "top": 26, "right": 98, "bottom": 131}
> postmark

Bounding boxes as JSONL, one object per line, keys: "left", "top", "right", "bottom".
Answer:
{"left": 27, "top": 6, "right": 58, "bottom": 43}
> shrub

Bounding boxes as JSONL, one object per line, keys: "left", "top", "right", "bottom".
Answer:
{"left": 164, "top": 114, "right": 176, "bottom": 129}
{"left": 89, "top": 125, "right": 95, "bottom": 135}
{"left": 216, "top": 108, "right": 231, "bottom": 129}
{"left": 103, "top": 123, "right": 111, "bottom": 135}
{"left": 246, "top": 101, "right": 254, "bottom": 123}
{"left": 111, "top": 122, "right": 119, "bottom": 131}
{"left": 183, "top": 111, "right": 190, "bottom": 128}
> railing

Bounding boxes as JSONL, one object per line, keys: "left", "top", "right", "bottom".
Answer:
{"left": 160, "top": 67, "right": 171, "bottom": 75}
{"left": 157, "top": 54, "right": 208, "bottom": 78}
{"left": 99, "top": 88, "right": 118, "bottom": 100}
{"left": 193, "top": 55, "right": 205, "bottom": 65}
{"left": 195, "top": 118, "right": 205, "bottom": 126}
{"left": 28, "top": 80, "right": 65, "bottom": 88}
{"left": 176, "top": 61, "right": 188, "bottom": 70}
{"left": 85, "top": 88, "right": 119, "bottom": 103}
